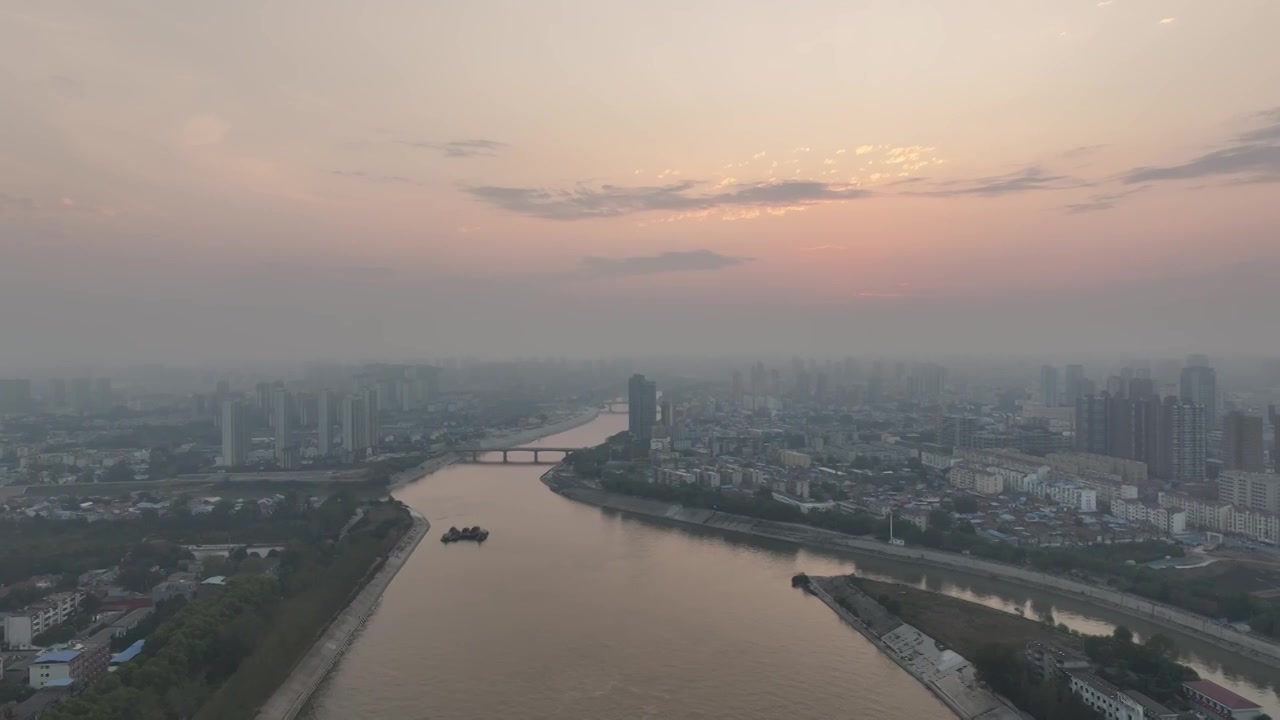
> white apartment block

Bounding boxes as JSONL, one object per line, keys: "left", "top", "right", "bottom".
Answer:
{"left": 1218, "top": 472, "right": 1280, "bottom": 513}
{"left": 1051, "top": 470, "right": 1139, "bottom": 505}
{"left": 1066, "top": 670, "right": 1149, "bottom": 720}
{"left": 1229, "top": 507, "right": 1280, "bottom": 545}
{"left": 2, "top": 591, "right": 85, "bottom": 649}
{"left": 920, "top": 448, "right": 955, "bottom": 471}
{"left": 957, "top": 448, "right": 1049, "bottom": 476}
{"left": 779, "top": 450, "right": 812, "bottom": 469}
{"left": 949, "top": 464, "right": 995, "bottom": 492}
{"left": 975, "top": 472, "right": 1005, "bottom": 497}
{"left": 1111, "top": 498, "right": 1187, "bottom": 535}
{"left": 1159, "top": 491, "right": 1277, "bottom": 545}
{"left": 1044, "top": 484, "right": 1098, "bottom": 513}
{"left": 654, "top": 467, "right": 696, "bottom": 486}
{"left": 1158, "top": 492, "right": 1232, "bottom": 532}
{"left": 1045, "top": 451, "right": 1149, "bottom": 484}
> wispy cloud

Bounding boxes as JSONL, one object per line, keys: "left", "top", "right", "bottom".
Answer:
{"left": 1061, "top": 144, "right": 1108, "bottom": 159}
{"left": 402, "top": 138, "right": 507, "bottom": 158}
{"left": 908, "top": 166, "right": 1085, "bottom": 197}
{"left": 1236, "top": 107, "right": 1280, "bottom": 144}
{"left": 1064, "top": 185, "right": 1150, "bottom": 214}
{"left": 466, "top": 180, "right": 870, "bottom": 220}
{"left": 578, "top": 250, "right": 749, "bottom": 276}
{"left": 1159, "top": 17, "right": 1176, "bottom": 24}
{"left": 332, "top": 170, "right": 423, "bottom": 186}
{"left": 1123, "top": 107, "right": 1280, "bottom": 184}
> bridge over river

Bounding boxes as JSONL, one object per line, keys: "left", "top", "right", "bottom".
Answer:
{"left": 457, "top": 447, "right": 588, "bottom": 464}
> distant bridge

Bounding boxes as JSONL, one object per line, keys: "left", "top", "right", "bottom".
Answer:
{"left": 457, "top": 447, "right": 588, "bottom": 464}
{"left": 601, "top": 401, "right": 628, "bottom": 414}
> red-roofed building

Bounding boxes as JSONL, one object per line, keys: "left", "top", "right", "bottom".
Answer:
{"left": 1182, "top": 680, "right": 1264, "bottom": 720}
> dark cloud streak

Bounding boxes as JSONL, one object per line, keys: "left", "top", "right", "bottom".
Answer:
{"left": 466, "top": 180, "right": 869, "bottom": 220}
{"left": 402, "top": 139, "right": 508, "bottom": 158}
{"left": 332, "top": 170, "right": 423, "bottom": 186}
{"left": 907, "top": 166, "right": 1086, "bottom": 197}
{"left": 579, "top": 250, "right": 749, "bottom": 276}
{"left": 1123, "top": 108, "right": 1280, "bottom": 184}
{"left": 1063, "top": 185, "right": 1150, "bottom": 214}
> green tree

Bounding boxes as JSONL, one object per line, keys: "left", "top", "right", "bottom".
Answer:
{"left": 102, "top": 462, "right": 136, "bottom": 483}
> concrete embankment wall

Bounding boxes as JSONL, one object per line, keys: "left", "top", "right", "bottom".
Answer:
{"left": 806, "top": 581, "right": 968, "bottom": 720}
{"left": 557, "top": 487, "right": 1280, "bottom": 666}
{"left": 255, "top": 511, "right": 430, "bottom": 720}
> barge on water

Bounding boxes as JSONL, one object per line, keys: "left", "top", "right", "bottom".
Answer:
{"left": 441, "top": 526, "right": 489, "bottom": 543}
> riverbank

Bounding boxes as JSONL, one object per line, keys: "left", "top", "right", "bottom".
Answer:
{"left": 546, "top": 482, "right": 1280, "bottom": 668}
{"left": 802, "top": 575, "right": 1021, "bottom": 720}
{"left": 262, "top": 409, "right": 600, "bottom": 716}
{"left": 254, "top": 508, "right": 430, "bottom": 720}
{"left": 474, "top": 407, "right": 601, "bottom": 450}
{"left": 388, "top": 407, "right": 601, "bottom": 490}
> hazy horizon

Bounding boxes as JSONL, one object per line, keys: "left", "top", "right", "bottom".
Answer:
{"left": 3, "top": 0, "right": 1279, "bottom": 366}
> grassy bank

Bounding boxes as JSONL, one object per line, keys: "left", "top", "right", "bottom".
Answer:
{"left": 850, "top": 577, "right": 1066, "bottom": 658}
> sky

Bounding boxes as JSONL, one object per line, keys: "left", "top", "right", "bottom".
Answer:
{"left": 1, "top": 0, "right": 1279, "bottom": 367}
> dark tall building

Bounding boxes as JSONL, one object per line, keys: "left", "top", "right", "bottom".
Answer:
{"left": 1105, "top": 392, "right": 1138, "bottom": 460}
{"left": 1164, "top": 398, "right": 1207, "bottom": 482}
{"left": 0, "top": 379, "right": 32, "bottom": 414}
{"left": 49, "top": 378, "right": 67, "bottom": 409}
{"left": 1127, "top": 377, "right": 1155, "bottom": 400}
{"left": 1039, "top": 364, "right": 1059, "bottom": 407}
{"left": 317, "top": 390, "right": 335, "bottom": 457}
{"left": 1064, "top": 364, "right": 1086, "bottom": 408}
{"left": 220, "top": 399, "right": 251, "bottom": 467}
{"left": 71, "top": 378, "right": 93, "bottom": 414}
{"left": 1074, "top": 394, "right": 1108, "bottom": 454}
{"left": 1222, "top": 411, "right": 1265, "bottom": 472}
{"left": 93, "top": 378, "right": 112, "bottom": 411}
{"left": 627, "top": 374, "right": 657, "bottom": 447}
{"left": 1137, "top": 394, "right": 1167, "bottom": 471}
{"left": 940, "top": 414, "right": 981, "bottom": 449}
{"left": 1180, "top": 362, "right": 1218, "bottom": 430}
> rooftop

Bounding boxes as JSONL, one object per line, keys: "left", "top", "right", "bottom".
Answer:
{"left": 1125, "top": 689, "right": 1174, "bottom": 717}
{"left": 1183, "top": 680, "right": 1262, "bottom": 711}
{"left": 111, "top": 639, "right": 145, "bottom": 664}
{"left": 33, "top": 649, "right": 81, "bottom": 664}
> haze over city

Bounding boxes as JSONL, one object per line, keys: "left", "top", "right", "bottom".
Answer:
{"left": 1, "top": 0, "right": 1279, "bottom": 367}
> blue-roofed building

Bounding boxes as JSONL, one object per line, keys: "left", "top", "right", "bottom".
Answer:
{"left": 30, "top": 649, "right": 81, "bottom": 689}
{"left": 111, "top": 639, "right": 145, "bottom": 666}
{"left": 29, "top": 641, "right": 110, "bottom": 689}
{"left": 33, "top": 649, "right": 81, "bottom": 664}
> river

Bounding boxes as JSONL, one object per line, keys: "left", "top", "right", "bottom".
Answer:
{"left": 304, "top": 414, "right": 1279, "bottom": 719}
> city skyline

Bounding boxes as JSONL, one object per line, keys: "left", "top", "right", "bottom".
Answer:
{"left": 2, "top": 1, "right": 1280, "bottom": 365}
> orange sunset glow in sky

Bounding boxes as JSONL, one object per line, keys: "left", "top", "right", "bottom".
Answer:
{"left": 2, "top": 0, "right": 1278, "bottom": 364}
